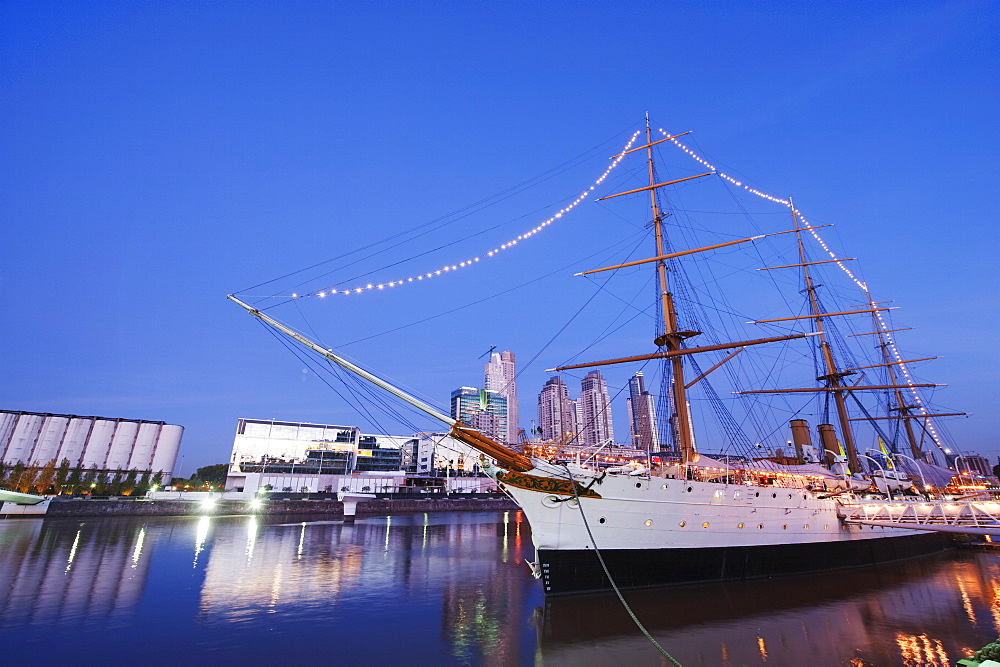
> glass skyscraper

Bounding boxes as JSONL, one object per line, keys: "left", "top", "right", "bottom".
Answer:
{"left": 626, "top": 371, "right": 659, "bottom": 451}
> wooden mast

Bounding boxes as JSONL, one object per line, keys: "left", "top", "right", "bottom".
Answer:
{"left": 863, "top": 289, "right": 925, "bottom": 460}
{"left": 788, "top": 199, "right": 861, "bottom": 472}
{"left": 643, "top": 114, "right": 697, "bottom": 463}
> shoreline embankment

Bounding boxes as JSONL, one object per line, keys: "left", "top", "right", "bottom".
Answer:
{"left": 26, "top": 497, "right": 519, "bottom": 519}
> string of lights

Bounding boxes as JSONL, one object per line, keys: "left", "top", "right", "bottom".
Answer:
{"left": 295, "top": 130, "right": 643, "bottom": 300}
{"left": 660, "top": 130, "right": 791, "bottom": 206}
{"left": 660, "top": 128, "right": 945, "bottom": 447}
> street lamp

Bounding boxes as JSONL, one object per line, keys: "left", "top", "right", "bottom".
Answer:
{"left": 824, "top": 449, "right": 850, "bottom": 484}
{"left": 892, "top": 453, "right": 928, "bottom": 494}
{"left": 954, "top": 454, "right": 970, "bottom": 479}
{"left": 860, "top": 454, "right": 891, "bottom": 500}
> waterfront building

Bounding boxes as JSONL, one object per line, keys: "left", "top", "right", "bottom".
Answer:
{"left": 223, "top": 418, "right": 496, "bottom": 496}
{"left": 945, "top": 452, "right": 993, "bottom": 480}
{"left": 450, "top": 387, "right": 507, "bottom": 445}
{"left": 960, "top": 454, "right": 992, "bottom": 477}
{"left": 537, "top": 376, "right": 578, "bottom": 442}
{"left": 626, "top": 371, "right": 660, "bottom": 452}
{"left": 410, "top": 431, "right": 492, "bottom": 476}
{"left": 226, "top": 418, "right": 410, "bottom": 492}
{"left": 484, "top": 351, "right": 519, "bottom": 445}
{"left": 0, "top": 409, "right": 182, "bottom": 481}
{"left": 578, "top": 371, "right": 614, "bottom": 447}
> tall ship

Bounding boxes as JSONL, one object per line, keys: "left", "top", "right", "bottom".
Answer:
{"left": 230, "top": 117, "right": 973, "bottom": 595}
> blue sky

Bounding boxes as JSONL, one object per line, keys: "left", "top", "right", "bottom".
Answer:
{"left": 2, "top": 1, "right": 997, "bottom": 475}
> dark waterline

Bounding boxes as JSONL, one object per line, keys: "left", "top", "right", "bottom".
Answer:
{"left": 0, "top": 512, "right": 997, "bottom": 665}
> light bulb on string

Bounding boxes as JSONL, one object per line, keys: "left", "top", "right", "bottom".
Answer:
{"left": 661, "top": 126, "right": 944, "bottom": 446}
{"left": 305, "top": 129, "right": 643, "bottom": 299}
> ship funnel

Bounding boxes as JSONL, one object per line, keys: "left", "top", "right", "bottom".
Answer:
{"left": 817, "top": 424, "right": 841, "bottom": 467}
{"left": 789, "top": 419, "right": 811, "bottom": 464}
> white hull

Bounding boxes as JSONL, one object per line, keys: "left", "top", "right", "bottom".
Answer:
{"left": 494, "top": 465, "right": 950, "bottom": 593}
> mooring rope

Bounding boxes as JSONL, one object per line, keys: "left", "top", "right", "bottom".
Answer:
{"left": 564, "top": 464, "right": 682, "bottom": 666}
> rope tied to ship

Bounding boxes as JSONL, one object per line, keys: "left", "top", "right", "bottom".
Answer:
{"left": 563, "top": 463, "right": 683, "bottom": 666}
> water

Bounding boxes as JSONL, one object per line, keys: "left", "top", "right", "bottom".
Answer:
{"left": 0, "top": 511, "right": 997, "bottom": 665}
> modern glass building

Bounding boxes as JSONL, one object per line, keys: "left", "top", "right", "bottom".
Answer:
{"left": 537, "top": 376, "right": 578, "bottom": 442}
{"left": 450, "top": 387, "right": 507, "bottom": 445}
{"left": 626, "top": 371, "right": 660, "bottom": 452}
{"left": 484, "top": 351, "right": 519, "bottom": 445}
{"left": 578, "top": 370, "right": 614, "bottom": 447}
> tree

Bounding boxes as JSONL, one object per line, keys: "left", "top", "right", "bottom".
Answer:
{"left": 108, "top": 468, "right": 125, "bottom": 496}
{"left": 8, "top": 462, "right": 27, "bottom": 492}
{"left": 34, "top": 459, "right": 58, "bottom": 494}
{"left": 193, "top": 464, "right": 229, "bottom": 488}
{"left": 66, "top": 462, "right": 84, "bottom": 494}
{"left": 82, "top": 464, "right": 98, "bottom": 492}
{"left": 172, "top": 464, "right": 231, "bottom": 491}
{"left": 94, "top": 469, "right": 110, "bottom": 495}
{"left": 169, "top": 476, "right": 194, "bottom": 490}
{"left": 136, "top": 470, "right": 152, "bottom": 494}
{"left": 21, "top": 466, "right": 42, "bottom": 493}
{"left": 121, "top": 469, "right": 139, "bottom": 496}
{"left": 54, "top": 458, "right": 71, "bottom": 494}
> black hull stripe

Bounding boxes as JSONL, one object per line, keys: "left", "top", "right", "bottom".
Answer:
{"left": 538, "top": 531, "right": 952, "bottom": 595}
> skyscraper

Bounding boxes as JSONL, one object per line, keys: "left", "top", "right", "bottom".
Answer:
{"left": 578, "top": 370, "right": 614, "bottom": 447}
{"left": 537, "top": 376, "right": 577, "bottom": 442}
{"left": 484, "top": 351, "right": 518, "bottom": 445}
{"left": 626, "top": 371, "right": 659, "bottom": 451}
{"left": 450, "top": 386, "right": 507, "bottom": 445}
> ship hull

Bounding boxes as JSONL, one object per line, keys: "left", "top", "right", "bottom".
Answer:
{"left": 497, "top": 469, "right": 955, "bottom": 595}
{"left": 538, "top": 531, "right": 951, "bottom": 594}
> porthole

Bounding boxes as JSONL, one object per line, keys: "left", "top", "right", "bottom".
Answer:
{"left": 635, "top": 482, "right": 642, "bottom": 489}
{"left": 757, "top": 524, "right": 764, "bottom": 530}
{"left": 645, "top": 519, "right": 653, "bottom": 527}
{"left": 738, "top": 523, "right": 744, "bottom": 529}
{"left": 788, "top": 494, "right": 793, "bottom": 499}
{"left": 687, "top": 486, "right": 693, "bottom": 493}
{"left": 824, "top": 525, "right": 830, "bottom": 530}
{"left": 702, "top": 522, "right": 710, "bottom": 528}
{"left": 679, "top": 521, "right": 686, "bottom": 527}
{"left": 662, "top": 483, "right": 669, "bottom": 490}
{"left": 804, "top": 525, "right": 810, "bottom": 530}
{"left": 772, "top": 493, "right": 777, "bottom": 498}
{"left": 755, "top": 492, "right": 760, "bottom": 497}
{"left": 782, "top": 525, "right": 787, "bottom": 530}
{"left": 599, "top": 517, "right": 606, "bottom": 524}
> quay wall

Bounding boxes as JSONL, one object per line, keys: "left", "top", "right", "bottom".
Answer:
{"left": 40, "top": 497, "right": 518, "bottom": 518}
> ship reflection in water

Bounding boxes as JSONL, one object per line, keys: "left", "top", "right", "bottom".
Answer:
{"left": 0, "top": 511, "right": 997, "bottom": 665}
{"left": 537, "top": 548, "right": 999, "bottom": 666}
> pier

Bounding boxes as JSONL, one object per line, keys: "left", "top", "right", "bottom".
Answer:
{"left": 839, "top": 497, "right": 1000, "bottom": 536}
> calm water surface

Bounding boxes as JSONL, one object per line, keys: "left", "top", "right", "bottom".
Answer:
{"left": 0, "top": 511, "right": 997, "bottom": 665}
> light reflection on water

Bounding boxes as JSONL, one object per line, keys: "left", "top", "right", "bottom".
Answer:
{"left": 0, "top": 512, "right": 997, "bottom": 665}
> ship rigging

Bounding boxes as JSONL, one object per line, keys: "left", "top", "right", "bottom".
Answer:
{"left": 230, "top": 116, "right": 979, "bottom": 594}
